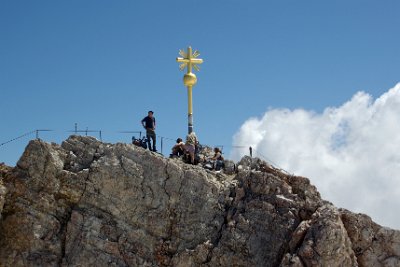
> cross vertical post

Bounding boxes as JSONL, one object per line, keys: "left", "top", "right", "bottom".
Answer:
{"left": 176, "top": 46, "right": 203, "bottom": 134}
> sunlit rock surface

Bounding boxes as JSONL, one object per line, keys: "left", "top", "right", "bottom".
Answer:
{"left": 0, "top": 136, "right": 399, "bottom": 267}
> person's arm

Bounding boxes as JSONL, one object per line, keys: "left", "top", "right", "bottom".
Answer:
{"left": 153, "top": 118, "right": 156, "bottom": 130}
{"left": 141, "top": 118, "right": 146, "bottom": 129}
{"left": 211, "top": 152, "right": 221, "bottom": 161}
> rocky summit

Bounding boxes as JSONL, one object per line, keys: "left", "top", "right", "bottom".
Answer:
{"left": 0, "top": 136, "right": 399, "bottom": 267}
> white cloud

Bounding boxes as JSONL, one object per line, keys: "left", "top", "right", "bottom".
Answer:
{"left": 231, "top": 83, "right": 400, "bottom": 230}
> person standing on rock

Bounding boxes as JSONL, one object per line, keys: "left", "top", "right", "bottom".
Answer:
{"left": 141, "top": 111, "right": 157, "bottom": 152}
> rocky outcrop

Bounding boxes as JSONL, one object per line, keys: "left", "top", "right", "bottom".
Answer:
{"left": 0, "top": 163, "right": 10, "bottom": 219}
{"left": 0, "top": 136, "right": 399, "bottom": 266}
{"left": 340, "top": 209, "right": 400, "bottom": 266}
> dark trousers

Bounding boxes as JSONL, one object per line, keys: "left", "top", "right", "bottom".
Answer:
{"left": 146, "top": 129, "right": 156, "bottom": 151}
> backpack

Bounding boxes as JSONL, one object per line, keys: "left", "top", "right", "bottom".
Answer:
{"left": 132, "top": 136, "right": 148, "bottom": 149}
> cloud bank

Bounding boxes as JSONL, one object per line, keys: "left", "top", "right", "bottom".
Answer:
{"left": 231, "top": 83, "right": 400, "bottom": 229}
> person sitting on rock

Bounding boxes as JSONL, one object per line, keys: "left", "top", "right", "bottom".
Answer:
{"left": 183, "top": 132, "right": 198, "bottom": 164}
{"left": 170, "top": 138, "right": 185, "bottom": 158}
{"left": 205, "top": 147, "right": 224, "bottom": 170}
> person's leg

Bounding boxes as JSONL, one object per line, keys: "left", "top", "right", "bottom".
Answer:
{"left": 146, "top": 131, "right": 152, "bottom": 151}
{"left": 151, "top": 133, "right": 156, "bottom": 151}
{"left": 215, "top": 160, "right": 222, "bottom": 171}
{"left": 190, "top": 152, "right": 195, "bottom": 164}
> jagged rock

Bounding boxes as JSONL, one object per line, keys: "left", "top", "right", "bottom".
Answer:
{"left": 0, "top": 183, "right": 5, "bottom": 219}
{"left": 237, "top": 155, "right": 271, "bottom": 171}
{"left": 208, "top": 168, "right": 322, "bottom": 267}
{"left": 340, "top": 209, "right": 400, "bottom": 266}
{"left": 296, "top": 203, "right": 357, "bottom": 266}
{"left": 0, "top": 163, "right": 9, "bottom": 219}
{"left": 0, "top": 136, "right": 399, "bottom": 266}
{"left": 222, "top": 160, "right": 236, "bottom": 175}
{"left": 197, "top": 145, "right": 214, "bottom": 161}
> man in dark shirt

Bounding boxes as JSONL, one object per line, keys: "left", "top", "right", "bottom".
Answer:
{"left": 141, "top": 111, "right": 156, "bottom": 152}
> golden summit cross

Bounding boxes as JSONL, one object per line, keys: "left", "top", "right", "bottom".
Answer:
{"left": 176, "top": 46, "right": 204, "bottom": 134}
{"left": 177, "top": 46, "right": 203, "bottom": 73}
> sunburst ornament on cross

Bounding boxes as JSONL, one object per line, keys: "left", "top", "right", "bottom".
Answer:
{"left": 176, "top": 46, "right": 204, "bottom": 134}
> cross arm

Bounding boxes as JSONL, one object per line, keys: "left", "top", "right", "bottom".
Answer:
{"left": 176, "top": 57, "right": 188, "bottom": 63}
{"left": 176, "top": 57, "right": 203, "bottom": 64}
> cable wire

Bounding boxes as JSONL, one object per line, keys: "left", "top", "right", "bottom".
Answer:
{"left": 0, "top": 130, "right": 36, "bottom": 148}
{"left": 251, "top": 147, "right": 292, "bottom": 175}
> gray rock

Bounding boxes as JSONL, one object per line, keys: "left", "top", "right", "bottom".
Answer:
{"left": 0, "top": 136, "right": 399, "bottom": 266}
{"left": 340, "top": 209, "right": 400, "bottom": 267}
{"left": 0, "top": 163, "right": 9, "bottom": 219}
{"left": 223, "top": 160, "right": 236, "bottom": 175}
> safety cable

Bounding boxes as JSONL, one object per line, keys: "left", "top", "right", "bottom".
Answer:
{"left": 0, "top": 130, "right": 36, "bottom": 148}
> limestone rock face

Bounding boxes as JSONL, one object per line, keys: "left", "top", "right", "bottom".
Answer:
{"left": 0, "top": 163, "right": 10, "bottom": 219}
{"left": 0, "top": 136, "right": 399, "bottom": 267}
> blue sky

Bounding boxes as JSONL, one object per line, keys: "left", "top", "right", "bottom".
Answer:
{"left": 1, "top": 0, "right": 399, "bottom": 165}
